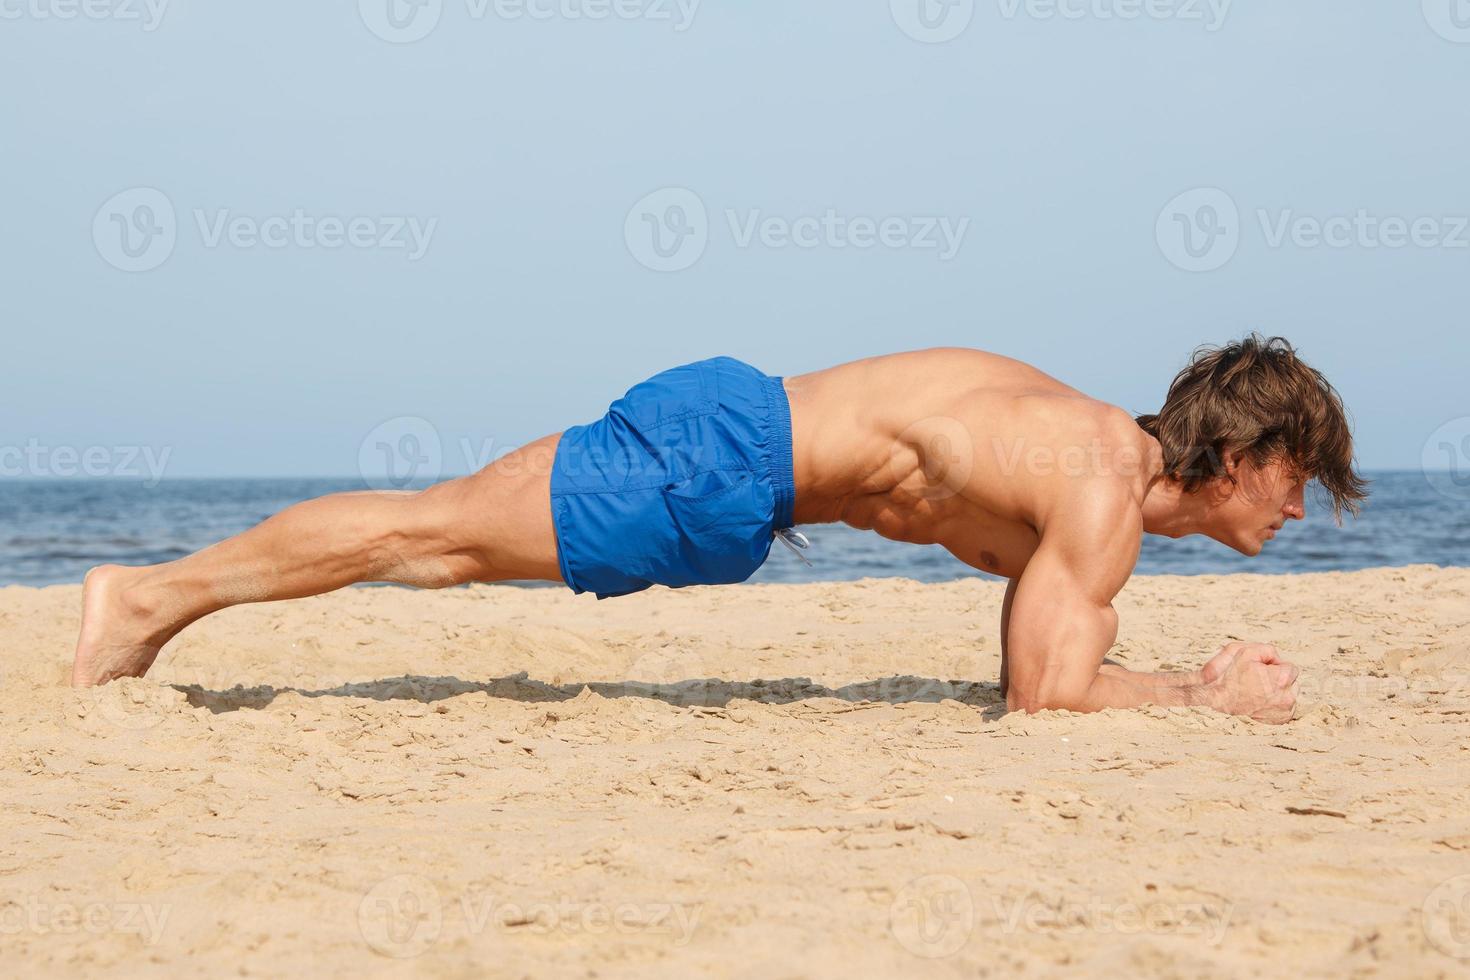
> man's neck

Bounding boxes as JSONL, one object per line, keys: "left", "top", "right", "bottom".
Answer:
{"left": 1134, "top": 434, "right": 1214, "bottom": 538}
{"left": 1141, "top": 475, "right": 1212, "bottom": 539}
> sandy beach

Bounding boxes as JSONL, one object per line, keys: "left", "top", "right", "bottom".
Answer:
{"left": 3, "top": 566, "right": 1469, "bottom": 977}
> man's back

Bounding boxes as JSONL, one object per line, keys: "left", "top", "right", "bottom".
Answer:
{"left": 785, "top": 348, "right": 1153, "bottom": 577}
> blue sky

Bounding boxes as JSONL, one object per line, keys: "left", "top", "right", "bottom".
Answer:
{"left": 3, "top": 1, "right": 1467, "bottom": 477}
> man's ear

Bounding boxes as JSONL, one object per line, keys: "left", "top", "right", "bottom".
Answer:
{"left": 1202, "top": 450, "right": 1244, "bottom": 504}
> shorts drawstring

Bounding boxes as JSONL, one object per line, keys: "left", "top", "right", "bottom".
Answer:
{"left": 774, "top": 527, "right": 813, "bottom": 566}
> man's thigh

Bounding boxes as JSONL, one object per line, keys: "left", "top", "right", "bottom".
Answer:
{"left": 427, "top": 432, "right": 565, "bottom": 583}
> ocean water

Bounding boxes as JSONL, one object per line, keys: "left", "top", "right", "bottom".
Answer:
{"left": 0, "top": 472, "right": 1461, "bottom": 589}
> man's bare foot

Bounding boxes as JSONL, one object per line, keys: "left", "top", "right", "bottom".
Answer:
{"left": 72, "top": 565, "right": 177, "bottom": 687}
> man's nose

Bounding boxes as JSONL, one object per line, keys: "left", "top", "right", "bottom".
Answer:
{"left": 1284, "top": 491, "right": 1306, "bottom": 520}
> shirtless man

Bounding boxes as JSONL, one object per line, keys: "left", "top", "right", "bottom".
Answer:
{"left": 71, "top": 335, "right": 1366, "bottom": 725}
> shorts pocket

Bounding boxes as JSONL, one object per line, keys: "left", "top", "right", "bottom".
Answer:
{"left": 659, "top": 469, "right": 771, "bottom": 586}
{"left": 611, "top": 360, "right": 720, "bottom": 433}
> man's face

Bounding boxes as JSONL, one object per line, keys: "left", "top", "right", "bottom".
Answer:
{"left": 1205, "top": 455, "right": 1308, "bottom": 556}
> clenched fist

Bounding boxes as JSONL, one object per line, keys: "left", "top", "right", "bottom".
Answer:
{"left": 1201, "top": 641, "right": 1300, "bottom": 724}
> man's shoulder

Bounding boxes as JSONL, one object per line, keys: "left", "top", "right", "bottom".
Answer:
{"left": 1028, "top": 404, "right": 1152, "bottom": 528}
{"left": 862, "top": 346, "right": 1043, "bottom": 375}
{"left": 1076, "top": 401, "right": 1151, "bottom": 448}
{"left": 999, "top": 392, "right": 1152, "bottom": 468}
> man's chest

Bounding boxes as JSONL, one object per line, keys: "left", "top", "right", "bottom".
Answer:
{"left": 836, "top": 488, "right": 1041, "bottom": 578}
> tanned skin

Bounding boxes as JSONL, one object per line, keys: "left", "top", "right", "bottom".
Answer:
{"left": 73, "top": 348, "right": 1301, "bottom": 723}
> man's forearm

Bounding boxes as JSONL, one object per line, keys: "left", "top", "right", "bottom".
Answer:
{"left": 1098, "top": 663, "right": 1201, "bottom": 689}
{"left": 1008, "top": 666, "right": 1220, "bottom": 714}
{"left": 1069, "top": 668, "right": 1219, "bottom": 713}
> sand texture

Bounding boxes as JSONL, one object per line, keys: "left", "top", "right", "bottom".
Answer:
{"left": 3, "top": 566, "right": 1469, "bottom": 977}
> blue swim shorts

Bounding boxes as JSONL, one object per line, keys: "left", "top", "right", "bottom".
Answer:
{"left": 550, "top": 356, "right": 796, "bottom": 599}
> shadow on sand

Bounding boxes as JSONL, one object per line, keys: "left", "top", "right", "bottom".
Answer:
{"left": 175, "top": 672, "right": 1007, "bottom": 718}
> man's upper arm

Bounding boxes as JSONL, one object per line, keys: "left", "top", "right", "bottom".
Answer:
{"left": 1003, "top": 488, "right": 1141, "bottom": 712}
{"left": 999, "top": 576, "right": 1017, "bottom": 697}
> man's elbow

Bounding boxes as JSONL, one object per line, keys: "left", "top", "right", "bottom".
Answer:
{"left": 1005, "top": 675, "right": 1092, "bottom": 715}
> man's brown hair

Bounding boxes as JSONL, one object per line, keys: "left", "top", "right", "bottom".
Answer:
{"left": 1135, "top": 334, "right": 1368, "bottom": 519}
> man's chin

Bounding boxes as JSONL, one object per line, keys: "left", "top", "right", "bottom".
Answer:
{"left": 1220, "top": 536, "right": 1265, "bottom": 557}
{"left": 1201, "top": 528, "right": 1265, "bottom": 557}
